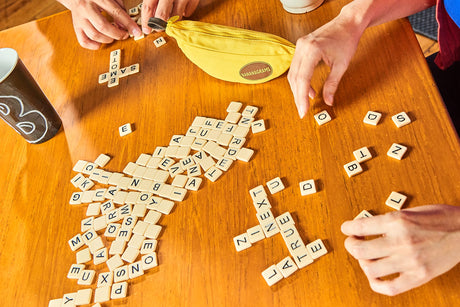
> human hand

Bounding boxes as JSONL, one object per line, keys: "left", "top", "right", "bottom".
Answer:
{"left": 140, "top": 0, "right": 200, "bottom": 34}
{"left": 287, "top": 12, "right": 365, "bottom": 118}
{"left": 341, "top": 204, "right": 460, "bottom": 296}
{"left": 60, "top": 0, "right": 142, "bottom": 49}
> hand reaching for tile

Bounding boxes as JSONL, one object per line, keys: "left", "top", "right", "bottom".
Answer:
{"left": 341, "top": 204, "right": 460, "bottom": 296}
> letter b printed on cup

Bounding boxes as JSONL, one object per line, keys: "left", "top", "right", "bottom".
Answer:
{"left": 0, "top": 48, "right": 61, "bottom": 144}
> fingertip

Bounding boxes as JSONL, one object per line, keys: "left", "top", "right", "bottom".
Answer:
{"left": 142, "top": 26, "right": 151, "bottom": 35}
{"left": 298, "top": 103, "right": 306, "bottom": 119}
{"left": 324, "top": 94, "right": 334, "bottom": 106}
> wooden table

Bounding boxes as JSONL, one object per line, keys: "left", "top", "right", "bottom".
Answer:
{"left": 0, "top": 0, "right": 459, "bottom": 306}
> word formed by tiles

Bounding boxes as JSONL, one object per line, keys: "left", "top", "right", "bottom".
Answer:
{"left": 235, "top": 181, "right": 328, "bottom": 286}
{"left": 98, "top": 49, "right": 140, "bottom": 88}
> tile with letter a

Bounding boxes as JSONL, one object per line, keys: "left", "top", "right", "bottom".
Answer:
{"left": 276, "top": 256, "right": 298, "bottom": 278}
{"left": 314, "top": 110, "right": 332, "bottom": 126}
{"left": 233, "top": 233, "right": 252, "bottom": 252}
{"left": 387, "top": 143, "right": 408, "bottom": 160}
{"left": 306, "top": 239, "right": 328, "bottom": 259}
{"left": 385, "top": 191, "right": 407, "bottom": 210}
{"left": 262, "top": 265, "right": 283, "bottom": 286}
{"left": 392, "top": 111, "right": 411, "bottom": 128}
{"left": 344, "top": 160, "right": 363, "bottom": 177}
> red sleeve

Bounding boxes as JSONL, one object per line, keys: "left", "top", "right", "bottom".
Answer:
{"left": 435, "top": 0, "right": 460, "bottom": 69}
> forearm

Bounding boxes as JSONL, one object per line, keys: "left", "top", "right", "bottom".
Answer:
{"left": 56, "top": 0, "right": 75, "bottom": 10}
{"left": 337, "top": 0, "right": 436, "bottom": 33}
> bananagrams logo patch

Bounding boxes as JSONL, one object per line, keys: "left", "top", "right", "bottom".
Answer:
{"left": 239, "top": 62, "right": 273, "bottom": 81}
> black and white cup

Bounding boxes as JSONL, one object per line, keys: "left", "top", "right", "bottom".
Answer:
{"left": 280, "top": 0, "right": 324, "bottom": 13}
{"left": 0, "top": 48, "right": 61, "bottom": 144}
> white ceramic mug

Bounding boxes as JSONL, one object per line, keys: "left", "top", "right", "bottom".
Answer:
{"left": 280, "top": 0, "right": 325, "bottom": 14}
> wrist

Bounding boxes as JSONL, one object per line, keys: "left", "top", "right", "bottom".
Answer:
{"left": 57, "top": 0, "right": 77, "bottom": 10}
{"left": 336, "top": 1, "right": 371, "bottom": 40}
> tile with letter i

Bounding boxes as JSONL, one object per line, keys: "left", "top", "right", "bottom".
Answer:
{"left": 385, "top": 191, "right": 407, "bottom": 210}
{"left": 344, "top": 160, "right": 363, "bottom": 177}
{"left": 314, "top": 110, "right": 332, "bottom": 126}
{"left": 387, "top": 143, "right": 408, "bottom": 160}
{"left": 392, "top": 111, "right": 412, "bottom": 128}
{"left": 262, "top": 265, "right": 283, "bottom": 286}
{"left": 363, "top": 111, "right": 382, "bottom": 125}
{"left": 306, "top": 239, "right": 328, "bottom": 259}
{"left": 233, "top": 233, "right": 252, "bottom": 252}
{"left": 276, "top": 256, "right": 298, "bottom": 278}
{"left": 299, "top": 179, "right": 316, "bottom": 196}
{"left": 246, "top": 225, "right": 265, "bottom": 243}
{"left": 353, "top": 146, "right": 372, "bottom": 162}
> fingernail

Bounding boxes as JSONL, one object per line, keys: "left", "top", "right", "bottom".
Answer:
{"left": 326, "top": 94, "right": 334, "bottom": 106}
{"left": 133, "top": 28, "right": 142, "bottom": 37}
{"left": 142, "top": 27, "right": 150, "bottom": 35}
{"left": 298, "top": 104, "right": 306, "bottom": 119}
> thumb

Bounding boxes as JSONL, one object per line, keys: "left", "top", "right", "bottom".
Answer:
{"left": 323, "top": 61, "right": 348, "bottom": 106}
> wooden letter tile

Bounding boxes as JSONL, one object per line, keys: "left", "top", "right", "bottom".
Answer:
{"left": 385, "top": 191, "right": 407, "bottom": 210}
{"left": 251, "top": 119, "right": 266, "bottom": 133}
{"left": 387, "top": 143, "right": 408, "bottom": 160}
{"left": 344, "top": 161, "right": 363, "bottom": 177}
{"left": 77, "top": 270, "right": 96, "bottom": 286}
{"left": 306, "top": 239, "right": 328, "bottom": 259}
{"left": 276, "top": 256, "right": 298, "bottom": 278}
{"left": 94, "top": 286, "right": 111, "bottom": 303}
{"left": 392, "top": 111, "right": 411, "bottom": 128}
{"left": 111, "top": 282, "right": 128, "bottom": 299}
{"left": 363, "top": 111, "right": 382, "bottom": 125}
{"left": 233, "top": 233, "right": 252, "bottom": 252}
{"left": 267, "top": 177, "right": 285, "bottom": 194}
{"left": 354, "top": 209, "right": 373, "bottom": 220}
{"left": 299, "top": 179, "right": 317, "bottom": 196}
{"left": 353, "top": 146, "right": 373, "bottom": 162}
{"left": 119, "top": 123, "right": 133, "bottom": 136}
{"left": 226, "top": 101, "right": 243, "bottom": 113}
{"left": 246, "top": 225, "right": 265, "bottom": 243}
{"left": 261, "top": 265, "right": 283, "bottom": 286}
{"left": 314, "top": 110, "right": 332, "bottom": 126}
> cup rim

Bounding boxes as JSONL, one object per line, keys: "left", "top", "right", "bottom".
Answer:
{"left": 0, "top": 48, "right": 19, "bottom": 84}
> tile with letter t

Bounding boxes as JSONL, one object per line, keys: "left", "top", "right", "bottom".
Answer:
{"left": 353, "top": 146, "right": 372, "bottom": 162}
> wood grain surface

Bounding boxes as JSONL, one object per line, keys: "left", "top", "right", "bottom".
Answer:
{"left": 0, "top": 0, "right": 459, "bottom": 306}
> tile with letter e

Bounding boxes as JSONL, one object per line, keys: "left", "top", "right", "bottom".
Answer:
{"left": 119, "top": 123, "right": 132, "bottom": 136}
{"left": 306, "top": 239, "right": 328, "bottom": 259}
{"left": 275, "top": 212, "right": 295, "bottom": 230}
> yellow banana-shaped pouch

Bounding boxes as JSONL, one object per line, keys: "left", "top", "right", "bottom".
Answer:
{"left": 149, "top": 17, "right": 296, "bottom": 84}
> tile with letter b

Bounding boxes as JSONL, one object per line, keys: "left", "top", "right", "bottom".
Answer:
{"left": 344, "top": 160, "right": 363, "bottom": 177}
